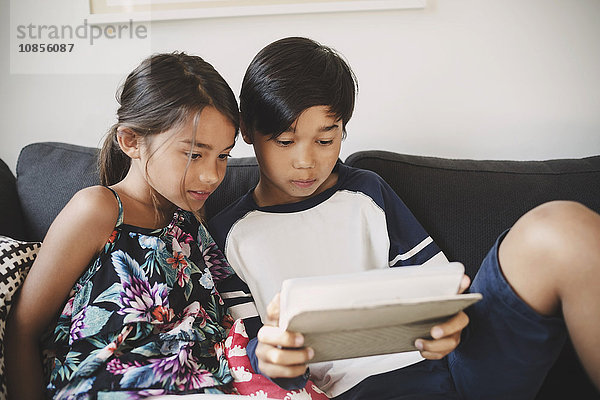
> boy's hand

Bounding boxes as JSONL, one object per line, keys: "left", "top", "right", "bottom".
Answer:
{"left": 415, "top": 274, "right": 471, "bottom": 359}
{"left": 255, "top": 293, "right": 314, "bottom": 378}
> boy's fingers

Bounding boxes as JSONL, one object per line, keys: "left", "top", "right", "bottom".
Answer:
{"left": 458, "top": 274, "right": 471, "bottom": 294}
{"left": 266, "top": 293, "right": 281, "bottom": 324}
{"left": 257, "top": 354, "right": 310, "bottom": 378}
{"left": 430, "top": 311, "right": 469, "bottom": 339}
{"left": 256, "top": 342, "right": 314, "bottom": 368}
{"left": 257, "top": 325, "right": 304, "bottom": 348}
{"left": 415, "top": 333, "right": 461, "bottom": 359}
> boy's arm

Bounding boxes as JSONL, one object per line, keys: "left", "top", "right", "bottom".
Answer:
{"left": 207, "top": 212, "right": 264, "bottom": 337}
{"left": 378, "top": 177, "right": 471, "bottom": 358}
{"left": 216, "top": 274, "right": 263, "bottom": 338}
{"left": 206, "top": 237, "right": 310, "bottom": 388}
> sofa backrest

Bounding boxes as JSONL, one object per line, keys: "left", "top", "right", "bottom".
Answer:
{"left": 345, "top": 150, "right": 600, "bottom": 278}
{"left": 16, "top": 142, "right": 600, "bottom": 278}
{"left": 13, "top": 142, "right": 600, "bottom": 398}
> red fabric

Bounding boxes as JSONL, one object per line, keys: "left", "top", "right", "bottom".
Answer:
{"left": 225, "top": 319, "right": 329, "bottom": 399}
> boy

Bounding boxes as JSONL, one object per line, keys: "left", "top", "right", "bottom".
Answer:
{"left": 209, "top": 37, "right": 600, "bottom": 399}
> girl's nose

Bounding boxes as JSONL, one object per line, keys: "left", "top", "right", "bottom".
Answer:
{"left": 198, "top": 161, "right": 220, "bottom": 185}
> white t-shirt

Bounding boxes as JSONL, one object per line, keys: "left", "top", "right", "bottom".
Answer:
{"left": 209, "top": 163, "right": 448, "bottom": 397}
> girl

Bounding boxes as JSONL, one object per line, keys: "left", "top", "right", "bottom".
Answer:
{"left": 6, "top": 52, "right": 240, "bottom": 399}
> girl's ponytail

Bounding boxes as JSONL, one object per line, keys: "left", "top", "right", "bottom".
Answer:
{"left": 98, "top": 125, "right": 130, "bottom": 186}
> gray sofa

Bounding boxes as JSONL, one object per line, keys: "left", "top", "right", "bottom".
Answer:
{"left": 2, "top": 141, "right": 599, "bottom": 399}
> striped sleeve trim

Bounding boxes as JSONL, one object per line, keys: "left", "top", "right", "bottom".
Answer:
{"left": 228, "top": 302, "right": 259, "bottom": 320}
{"left": 221, "top": 290, "right": 253, "bottom": 299}
{"left": 389, "top": 236, "right": 434, "bottom": 265}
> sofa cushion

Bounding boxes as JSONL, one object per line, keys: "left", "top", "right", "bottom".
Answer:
{"left": 17, "top": 143, "right": 100, "bottom": 242}
{"left": 0, "top": 236, "right": 41, "bottom": 397}
{"left": 0, "top": 159, "right": 26, "bottom": 241}
{"left": 204, "top": 157, "right": 259, "bottom": 220}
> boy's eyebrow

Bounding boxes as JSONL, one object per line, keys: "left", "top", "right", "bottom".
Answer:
{"left": 320, "top": 123, "right": 340, "bottom": 132}
{"left": 283, "top": 123, "right": 341, "bottom": 133}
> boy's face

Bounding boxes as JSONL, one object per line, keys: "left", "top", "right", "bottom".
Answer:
{"left": 245, "top": 105, "right": 343, "bottom": 207}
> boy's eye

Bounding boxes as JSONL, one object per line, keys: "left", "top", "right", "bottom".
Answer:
{"left": 276, "top": 140, "right": 293, "bottom": 147}
{"left": 218, "top": 153, "right": 232, "bottom": 160}
{"left": 318, "top": 140, "right": 334, "bottom": 145}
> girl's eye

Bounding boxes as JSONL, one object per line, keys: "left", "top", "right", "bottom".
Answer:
{"left": 276, "top": 140, "right": 293, "bottom": 147}
{"left": 218, "top": 153, "right": 232, "bottom": 160}
{"left": 187, "top": 153, "right": 201, "bottom": 160}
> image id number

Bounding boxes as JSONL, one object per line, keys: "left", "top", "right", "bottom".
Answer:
{"left": 19, "top": 43, "right": 74, "bottom": 53}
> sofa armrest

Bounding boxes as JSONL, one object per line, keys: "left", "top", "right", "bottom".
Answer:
{"left": 0, "top": 159, "right": 27, "bottom": 240}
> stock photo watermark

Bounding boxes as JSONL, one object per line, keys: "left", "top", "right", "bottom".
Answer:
{"left": 15, "top": 19, "right": 148, "bottom": 52}
{"left": 10, "top": 2, "right": 152, "bottom": 75}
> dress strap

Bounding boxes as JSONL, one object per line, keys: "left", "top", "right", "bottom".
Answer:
{"left": 105, "top": 187, "right": 124, "bottom": 227}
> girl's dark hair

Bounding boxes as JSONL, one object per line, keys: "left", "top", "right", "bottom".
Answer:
{"left": 240, "top": 37, "right": 358, "bottom": 140}
{"left": 99, "top": 52, "right": 239, "bottom": 186}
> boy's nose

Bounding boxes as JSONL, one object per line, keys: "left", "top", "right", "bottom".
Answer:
{"left": 293, "top": 147, "right": 316, "bottom": 169}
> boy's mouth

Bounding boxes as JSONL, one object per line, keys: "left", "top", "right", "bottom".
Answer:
{"left": 291, "top": 179, "right": 317, "bottom": 189}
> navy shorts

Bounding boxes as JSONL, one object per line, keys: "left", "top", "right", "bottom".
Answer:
{"left": 335, "top": 231, "right": 567, "bottom": 400}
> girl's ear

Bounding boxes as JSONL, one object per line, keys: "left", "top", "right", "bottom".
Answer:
{"left": 240, "top": 120, "right": 253, "bottom": 145}
{"left": 116, "top": 127, "right": 141, "bottom": 159}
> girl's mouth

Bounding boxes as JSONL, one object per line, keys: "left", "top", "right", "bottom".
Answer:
{"left": 188, "top": 190, "right": 211, "bottom": 201}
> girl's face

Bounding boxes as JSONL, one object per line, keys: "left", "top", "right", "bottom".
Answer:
{"left": 142, "top": 106, "right": 236, "bottom": 212}
{"left": 246, "top": 105, "right": 342, "bottom": 207}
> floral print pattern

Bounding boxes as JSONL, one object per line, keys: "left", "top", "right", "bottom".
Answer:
{"left": 45, "top": 207, "right": 236, "bottom": 399}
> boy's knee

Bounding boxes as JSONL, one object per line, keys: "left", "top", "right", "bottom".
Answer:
{"left": 521, "top": 200, "right": 598, "bottom": 236}
{"left": 507, "top": 200, "right": 600, "bottom": 264}
{"left": 498, "top": 201, "right": 600, "bottom": 315}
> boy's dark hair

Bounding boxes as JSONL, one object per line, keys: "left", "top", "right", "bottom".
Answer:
{"left": 240, "top": 37, "right": 358, "bottom": 140}
{"left": 99, "top": 52, "right": 239, "bottom": 186}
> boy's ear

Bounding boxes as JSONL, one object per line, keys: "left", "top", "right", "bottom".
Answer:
{"left": 240, "top": 120, "right": 253, "bottom": 144}
{"left": 116, "top": 127, "right": 141, "bottom": 159}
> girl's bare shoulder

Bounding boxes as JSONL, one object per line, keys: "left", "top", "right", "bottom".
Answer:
{"left": 48, "top": 185, "right": 121, "bottom": 247}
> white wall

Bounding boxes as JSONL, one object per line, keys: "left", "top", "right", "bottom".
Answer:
{"left": 2, "top": 0, "right": 600, "bottom": 174}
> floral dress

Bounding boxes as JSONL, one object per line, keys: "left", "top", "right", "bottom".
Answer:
{"left": 45, "top": 188, "right": 236, "bottom": 399}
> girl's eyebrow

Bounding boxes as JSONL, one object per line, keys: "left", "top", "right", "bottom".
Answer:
{"left": 181, "top": 139, "right": 236, "bottom": 151}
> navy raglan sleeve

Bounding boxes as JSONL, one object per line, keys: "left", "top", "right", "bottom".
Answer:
{"left": 346, "top": 168, "right": 444, "bottom": 267}
{"left": 378, "top": 177, "right": 444, "bottom": 266}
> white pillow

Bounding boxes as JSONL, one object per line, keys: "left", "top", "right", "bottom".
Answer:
{"left": 0, "top": 236, "right": 41, "bottom": 398}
